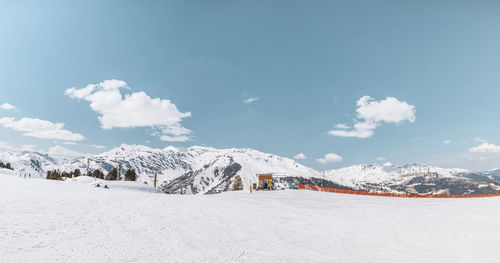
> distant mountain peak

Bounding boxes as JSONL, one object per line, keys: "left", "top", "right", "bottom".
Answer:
{"left": 1, "top": 145, "right": 498, "bottom": 195}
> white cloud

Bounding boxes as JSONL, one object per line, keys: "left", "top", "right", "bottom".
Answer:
{"left": 329, "top": 96, "right": 416, "bottom": 138}
{"left": 329, "top": 121, "right": 376, "bottom": 138}
{"left": 383, "top": 162, "right": 393, "bottom": 167}
{"left": 376, "top": 156, "right": 386, "bottom": 161}
{"left": 293, "top": 153, "right": 307, "bottom": 160}
{"left": 91, "top": 144, "right": 105, "bottom": 149}
{"left": 0, "top": 103, "right": 16, "bottom": 110}
{"left": 469, "top": 143, "right": 500, "bottom": 153}
{"left": 48, "top": 146, "right": 86, "bottom": 158}
{"left": 443, "top": 140, "right": 451, "bottom": 144}
{"left": 474, "top": 137, "right": 487, "bottom": 143}
{"left": 63, "top": 141, "right": 78, "bottom": 145}
{"left": 0, "top": 117, "right": 85, "bottom": 141}
{"left": 66, "top": 79, "right": 192, "bottom": 142}
{"left": 316, "top": 153, "right": 343, "bottom": 164}
{"left": 0, "top": 142, "right": 36, "bottom": 152}
{"left": 20, "top": 145, "right": 36, "bottom": 151}
{"left": 243, "top": 97, "right": 259, "bottom": 104}
{"left": 334, "top": 123, "right": 350, "bottom": 129}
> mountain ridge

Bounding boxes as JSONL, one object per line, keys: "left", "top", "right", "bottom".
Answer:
{"left": 1, "top": 144, "right": 499, "bottom": 195}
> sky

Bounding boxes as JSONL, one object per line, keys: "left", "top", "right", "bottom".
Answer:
{"left": 1, "top": 0, "right": 500, "bottom": 170}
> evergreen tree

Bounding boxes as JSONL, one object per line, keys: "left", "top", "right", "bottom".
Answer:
{"left": 92, "top": 169, "right": 104, "bottom": 179}
{"left": 0, "top": 162, "right": 13, "bottom": 170}
{"left": 73, "top": 169, "right": 81, "bottom": 177}
{"left": 124, "top": 169, "right": 136, "bottom": 181}
{"left": 105, "top": 168, "right": 118, "bottom": 181}
{"left": 46, "top": 170, "right": 62, "bottom": 180}
{"left": 232, "top": 175, "right": 243, "bottom": 191}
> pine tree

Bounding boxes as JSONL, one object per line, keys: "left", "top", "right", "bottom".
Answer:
{"left": 232, "top": 175, "right": 243, "bottom": 191}
{"left": 124, "top": 169, "right": 136, "bottom": 181}
{"left": 105, "top": 168, "right": 118, "bottom": 181}
{"left": 73, "top": 169, "right": 81, "bottom": 177}
{"left": 92, "top": 169, "right": 104, "bottom": 179}
{"left": 46, "top": 170, "right": 62, "bottom": 180}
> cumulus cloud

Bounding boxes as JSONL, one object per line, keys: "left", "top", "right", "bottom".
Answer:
{"left": 443, "top": 140, "right": 451, "bottom": 144}
{"left": 316, "top": 153, "right": 343, "bottom": 164}
{"left": 0, "top": 117, "right": 85, "bottom": 141}
{"left": 65, "top": 79, "right": 192, "bottom": 142}
{"left": 329, "top": 96, "right": 416, "bottom": 138}
{"left": 293, "top": 153, "right": 307, "bottom": 160}
{"left": 469, "top": 143, "right": 500, "bottom": 153}
{"left": 243, "top": 97, "right": 259, "bottom": 104}
{"left": 0, "top": 103, "right": 16, "bottom": 110}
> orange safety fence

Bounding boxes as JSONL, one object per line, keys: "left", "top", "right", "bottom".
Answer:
{"left": 297, "top": 184, "right": 500, "bottom": 198}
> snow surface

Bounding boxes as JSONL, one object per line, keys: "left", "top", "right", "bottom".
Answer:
{"left": 1, "top": 168, "right": 500, "bottom": 262}
{"left": 323, "top": 163, "right": 473, "bottom": 191}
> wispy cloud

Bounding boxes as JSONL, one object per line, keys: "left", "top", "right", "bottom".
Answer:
{"left": 91, "top": 144, "right": 105, "bottom": 149}
{"left": 334, "top": 123, "right": 350, "bottom": 129}
{"left": 474, "top": 137, "right": 487, "bottom": 143}
{"left": 0, "top": 103, "right": 16, "bottom": 110}
{"left": 443, "top": 139, "right": 451, "bottom": 144}
{"left": 48, "top": 145, "right": 86, "bottom": 158}
{"left": 243, "top": 96, "right": 259, "bottom": 104}
{"left": 0, "top": 117, "right": 85, "bottom": 141}
{"left": 0, "top": 142, "right": 36, "bottom": 152}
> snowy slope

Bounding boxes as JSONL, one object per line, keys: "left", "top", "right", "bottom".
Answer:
{"left": 0, "top": 145, "right": 322, "bottom": 194}
{"left": 3, "top": 145, "right": 500, "bottom": 195}
{"left": 1, "top": 169, "right": 500, "bottom": 262}
{"left": 323, "top": 163, "right": 500, "bottom": 195}
{"left": 161, "top": 146, "right": 323, "bottom": 194}
{"left": 483, "top": 168, "right": 500, "bottom": 177}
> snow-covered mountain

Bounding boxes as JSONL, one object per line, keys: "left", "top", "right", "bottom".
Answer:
{"left": 323, "top": 163, "right": 500, "bottom": 195}
{"left": 2, "top": 144, "right": 500, "bottom": 195}
{"left": 0, "top": 144, "right": 324, "bottom": 194}
{"left": 483, "top": 168, "right": 500, "bottom": 177}
{"left": 160, "top": 146, "right": 323, "bottom": 194}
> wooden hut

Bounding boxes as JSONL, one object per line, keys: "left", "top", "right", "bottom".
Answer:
{"left": 257, "top": 173, "right": 273, "bottom": 190}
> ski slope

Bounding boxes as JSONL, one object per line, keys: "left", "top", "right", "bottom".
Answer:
{"left": 1, "top": 168, "right": 500, "bottom": 262}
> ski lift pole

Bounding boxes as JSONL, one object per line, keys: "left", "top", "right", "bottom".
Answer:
{"left": 153, "top": 173, "right": 157, "bottom": 189}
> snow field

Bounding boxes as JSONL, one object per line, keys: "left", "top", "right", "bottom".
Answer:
{"left": 1, "top": 168, "right": 500, "bottom": 262}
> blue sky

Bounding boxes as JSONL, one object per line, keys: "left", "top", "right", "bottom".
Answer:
{"left": 1, "top": 0, "right": 500, "bottom": 170}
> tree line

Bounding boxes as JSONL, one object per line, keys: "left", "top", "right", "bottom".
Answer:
{"left": 0, "top": 161, "right": 13, "bottom": 170}
{"left": 46, "top": 168, "right": 136, "bottom": 181}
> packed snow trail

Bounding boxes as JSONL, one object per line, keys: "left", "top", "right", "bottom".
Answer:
{"left": 1, "top": 169, "right": 500, "bottom": 262}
